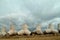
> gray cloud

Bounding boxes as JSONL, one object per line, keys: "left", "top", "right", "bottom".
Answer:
{"left": 0, "top": 0, "right": 60, "bottom": 30}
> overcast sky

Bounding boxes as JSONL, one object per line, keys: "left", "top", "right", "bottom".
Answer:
{"left": 0, "top": 0, "right": 60, "bottom": 28}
